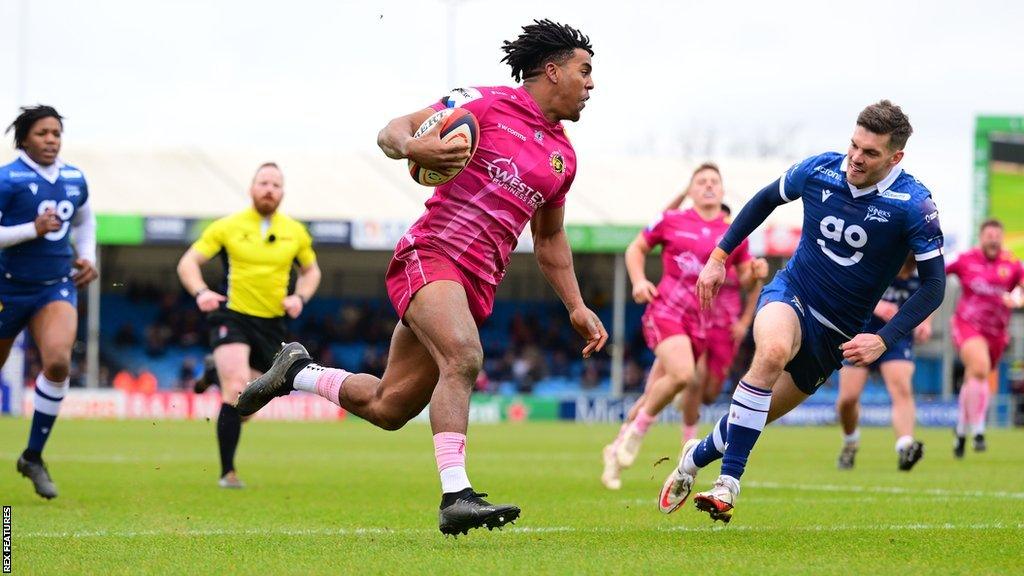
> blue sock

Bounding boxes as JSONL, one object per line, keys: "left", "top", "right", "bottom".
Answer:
{"left": 720, "top": 380, "right": 772, "bottom": 480}
{"left": 26, "top": 374, "right": 67, "bottom": 456}
{"left": 692, "top": 414, "right": 729, "bottom": 468}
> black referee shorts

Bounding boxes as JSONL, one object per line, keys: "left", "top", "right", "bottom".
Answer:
{"left": 208, "top": 308, "right": 287, "bottom": 373}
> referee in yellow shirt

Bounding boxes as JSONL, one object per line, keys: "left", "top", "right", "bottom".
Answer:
{"left": 176, "top": 162, "right": 321, "bottom": 488}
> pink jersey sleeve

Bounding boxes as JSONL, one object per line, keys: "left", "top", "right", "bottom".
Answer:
{"left": 945, "top": 252, "right": 962, "bottom": 276}
{"left": 546, "top": 156, "right": 575, "bottom": 209}
{"left": 641, "top": 213, "right": 668, "bottom": 248}
{"left": 429, "top": 87, "right": 496, "bottom": 119}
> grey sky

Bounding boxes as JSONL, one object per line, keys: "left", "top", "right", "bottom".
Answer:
{"left": 1, "top": 0, "right": 1022, "bottom": 243}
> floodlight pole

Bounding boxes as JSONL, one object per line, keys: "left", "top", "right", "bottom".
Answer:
{"left": 610, "top": 254, "right": 626, "bottom": 398}
{"left": 86, "top": 248, "right": 101, "bottom": 388}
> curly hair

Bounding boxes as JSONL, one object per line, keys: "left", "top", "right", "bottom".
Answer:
{"left": 500, "top": 19, "right": 593, "bottom": 82}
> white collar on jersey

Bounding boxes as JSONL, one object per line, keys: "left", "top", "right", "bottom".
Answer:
{"left": 839, "top": 155, "right": 903, "bottom": 198}
{"left": 17, "top": 150, "right": 65, "bottom": 185}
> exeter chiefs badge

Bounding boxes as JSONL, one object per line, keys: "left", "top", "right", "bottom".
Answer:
{"left": 549, "top": 151, "right": 565, "bottom": 175}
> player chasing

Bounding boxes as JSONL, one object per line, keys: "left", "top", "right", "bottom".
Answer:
{"left": 2, "top": 106, "right": 98, "bottom": 499}
{"left": 657, "top": 100, "right": 946, "bottom": 523}
{"left": 177, "top": 162, "right": 320, "bottom": 489}
{"left": 600, "top": 164, "right": 767, "bottom": 495}
{"left": 836, "top": 253, "right": 932, "bottom": 471}
{"left": 237, "top": 20, "right": 607, "bottom": 535}
{"left": 945, "top": 219, "right": 1024, "bottom": 458}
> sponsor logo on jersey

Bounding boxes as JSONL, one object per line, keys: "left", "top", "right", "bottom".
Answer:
{"left": 790, "top": 295, "right": 805, "bottom": 316}
{"left": 28, "top": 183, "right": 38, "bottom": 195}
{"left": 481, "top": 156, "right": 545, "bottom": 209}
{"left": 879, "top": 190, "right": 911, "bottom": 201}
{"left": 865, "top": 206, "right": 891, "bottom": 223}
{"left": 549, "top": 151, "right": 565, "bottom": 175}
{"left": 822, "top": 189, "right": 833, "bottom": 202}
{"left": 445, "top": 87, "right": 482, "bottom": 108}
{"left": 925, "top": 210, "right": 939, "bottom": 223}
{"left": 65, "top": 185, "right": 81, "bottom": 197}
{"left": 497, "top": 123, "right": 526, "bottom": 141}
{"left": 8, "top": 170, "right": 36, "bottom": 179}
{"left": 814, "top": 165, "right": 843, "bottom": 182}
{"left": 59, "top": 169, "right": 82, "bottom": 179}
{"left": 818, "top": 216, "right": 867, "bottom": 266}
{"left": 534, "top": 130, "right": 544, "bottom": 144}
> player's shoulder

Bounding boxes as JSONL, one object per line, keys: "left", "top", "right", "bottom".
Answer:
{"left": 792, "top": 151, "right": 844, "bottom": 178}
{"left": 0, "top": 157, "right": 32, "bottom": 185}
{"left": 442, "top": 86, "right": 517, "bottom": 109}
{"left": 57, "top": 161, "right": 87, "bottom": 183}
{"left": 784, "top": 151, "right": 844, "bottom": 195}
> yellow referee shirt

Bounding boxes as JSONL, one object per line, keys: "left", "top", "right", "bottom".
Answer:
{"left": 191, "top": 208, "right": 316, "bottom": 318}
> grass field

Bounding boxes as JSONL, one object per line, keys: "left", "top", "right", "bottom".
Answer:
{"left": 1, "top": 418, "right": 1022, "bottom": 575}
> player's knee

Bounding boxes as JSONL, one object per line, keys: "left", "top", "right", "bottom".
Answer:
{"left": 43, "top": 358, "right": 71, "bottom": 382}
{"left": 665, "top": 364, "right": 695, "bottom": 388}
{"left": 440, "top": 346, "right": 483, "bottom": 385}
{"left": 376, "top": 409, "right": 412, "bottom": 431}
{"left": 755, "top": 341, "right": 791, "bottom": 373}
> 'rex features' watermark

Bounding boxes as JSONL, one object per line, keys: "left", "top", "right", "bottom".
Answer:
{"left": 2, "top": 506, "right": 10, "bottom": 574}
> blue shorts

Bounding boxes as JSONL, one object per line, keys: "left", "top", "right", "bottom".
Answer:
{"left": 842, "top": 334, "right": 914, "bottom": 369}
{"left": 757, "top": 272, "right": 848, "bottom": 395}
{"left": 0, "top": 276, "right": 77, "bottom": 339}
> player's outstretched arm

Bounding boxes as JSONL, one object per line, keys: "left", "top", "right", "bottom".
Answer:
{"left": 376, "top": 108, "right": 469, "bottom": 172}
{"left": 531, "top": 204, "right": 608, "bottom": 358}
{"left": 697, "top": 179, "right": 787, "bottom": 308}
{"left": 70, "top": 200, "right": 98, "bottom": 287}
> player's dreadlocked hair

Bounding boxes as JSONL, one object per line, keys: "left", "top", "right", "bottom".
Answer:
{"left": 501, "top": 19, "right": 593, "bottom": 82}
{"left": 5, "top": 105, "right": 63, "bottom": 149}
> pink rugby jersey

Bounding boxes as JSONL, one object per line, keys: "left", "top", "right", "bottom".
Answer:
{"left": 946, "top": 247, "right": 1024, "bottom": 338}
{"left": 642, "top": 208, "right": 750, "bottom": 322}
{"left": 405, "top": 86, "right": 577, "bottom": 285}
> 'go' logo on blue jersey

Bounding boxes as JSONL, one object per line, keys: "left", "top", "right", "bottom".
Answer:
{"left": 37, "top": 199, "right": 74, "bottom": 241}
{"left": 817, "top": 216, "right": 866, "bottom": 266}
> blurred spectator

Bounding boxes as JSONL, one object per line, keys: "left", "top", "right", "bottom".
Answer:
{"left": 136, "top": 370, "right": 158, "bottom": 394}
{"left": 178, "top": 357, "right": 198, "bottom": 390}
{"left": 114, "top": 323, "right": 139, "bottom": 347}
{"left": 113, "top": 370, "right": 136, "bottom": 392}
{"left": 623, "top": 359, "right": 645, "bottom": 393}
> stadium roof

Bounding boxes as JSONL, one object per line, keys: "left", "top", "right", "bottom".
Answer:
{"left": 66, "top": 146, "right": 803, "bottom": 228}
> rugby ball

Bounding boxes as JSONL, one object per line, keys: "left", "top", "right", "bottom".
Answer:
{"left": 408, "top": 108, "right": 480, "bottom": 187}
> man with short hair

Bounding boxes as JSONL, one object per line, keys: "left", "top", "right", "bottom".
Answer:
{"left": 177, "top": 162, "right": 320, "bottom": 488}
{"left": 658, "top": 100, "right": 946, "bottom": 523}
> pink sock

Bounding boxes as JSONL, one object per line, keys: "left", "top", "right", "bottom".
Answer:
{"left": 612, "top": 422, "right": 629, "bottom": 449}
{"left": 956, "top": 380, "right": 972, "bottom": 436}
{"left": 633, "top": 410, "right": 656, "bottom": 436}
{"left": 971, "top": 378, "right": 990, "bottom": 429}
{"left": 433, "top": 432, "right": 471, "bottom": 493}
{"left": 314, "top": 368, "right": 351, "bottom": 407}
{"left": 682, "top": 424, "right": 699, "bottom": 443}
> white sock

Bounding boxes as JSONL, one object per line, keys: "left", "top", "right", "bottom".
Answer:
{"left": 439, "top": 466, "right": 471, "bottom": 493}
{"left": 971, "top": 422, "right": 986, "bottom": 436}
{"left": 682, "top": 449, "right": 697, "bottom": 476}
{"left": 718, "top": 474, "right": 741, "bottom": 495}
{"left": 293, "top": 364, "right": 326, "bottom": 393}
{"left": 843, "top": 428, "right": 860, "bottom": 446}
{"left": 895, "top": 435, "right": 914, "bottom": 452}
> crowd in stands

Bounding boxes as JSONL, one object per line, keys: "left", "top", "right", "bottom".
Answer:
{"left": 73, "top": 282, "right": 664, "bottom": 395}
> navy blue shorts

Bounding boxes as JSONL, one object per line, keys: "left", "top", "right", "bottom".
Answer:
{"left": 757, "top": 273, "right": 848, "bottom": 395}
{"left": 0, "top": 275, "right": 77, "bottom": 339}
{"left": 842, "top": 334, "right": 914, "bottom": 369}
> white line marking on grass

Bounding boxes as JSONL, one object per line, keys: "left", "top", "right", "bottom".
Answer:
{"left": 22, "top": 522, "right": 1023, "bottom": 539}
{"left": 660, "top": 522, "right": 1024, "bottom": 533}
{"left": 744, "top": 481, "right": 1024, "bottom": 500}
